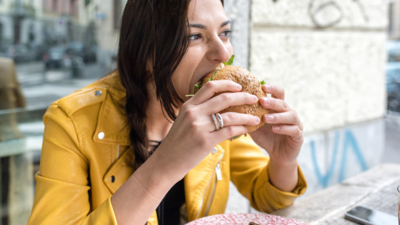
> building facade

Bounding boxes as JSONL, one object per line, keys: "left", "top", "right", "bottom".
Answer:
{"left": 224, "top": 0, "right": 388, "bottom": 213}
{"left": 0, "top": 0, "right": 43, "bottom": 48}
{"left": 388, "top": 0, "right": 400, "bottom": 40}
{"left": 41, "top": 0, "right": 94, "bottom": 46}
{"left": 0, "top": 0, "right": 95, "bottom": 52}
{"left": 92, "top": 0, "right": 126, "bottom": 71}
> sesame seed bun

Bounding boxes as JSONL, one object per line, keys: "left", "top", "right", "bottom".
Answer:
{"left": 202, "top": 66, "right": 269, "bottom": 133}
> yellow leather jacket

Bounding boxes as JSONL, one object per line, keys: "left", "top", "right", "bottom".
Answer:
{"left": 28, "top": 72, "right": 307, "bottom": 225}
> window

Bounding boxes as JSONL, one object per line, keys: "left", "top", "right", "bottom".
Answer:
{"left": 52, "top": 0, "right": 58, "bottom": 12}
{"left": 63, "top": 0, "right": 68, "bottom": 14}
{"left": 42, "top": 0, "right": 48, "bottom": 11}
{"left": 113, "top": 0, "right": 122, "bottom": 30}
{"left": 71, "top": 0, "right": 78, "bottom": 17}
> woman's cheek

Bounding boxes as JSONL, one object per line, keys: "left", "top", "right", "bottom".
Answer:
{"left": 171, "top": 66, "right": 194, "bottom": 99}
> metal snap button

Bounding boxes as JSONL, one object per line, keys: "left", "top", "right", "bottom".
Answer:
{"left": 95, "top": 90, "right": 102, "bottom": 96}
{"left": 98, "top": 132, "right": 105, "bottom": 140}
{"left": 111, "top": 176, "right": 115, "bottom": 183}
{"left": 212, "top": 147, "right": 217, "bottom": 154}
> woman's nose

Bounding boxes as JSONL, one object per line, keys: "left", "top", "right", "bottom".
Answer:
{"left": 206, "top": 37, "right": 231, "bottom": 64}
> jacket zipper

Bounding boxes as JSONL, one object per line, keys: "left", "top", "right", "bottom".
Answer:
{"left": 195, "top": 151, "right": 225, "bottom": 219}
{"left": 203, "top": 152, "right": 224, "bottom": 216}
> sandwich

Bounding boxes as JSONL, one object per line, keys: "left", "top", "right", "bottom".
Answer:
{"left": 189, "top": 55, "right": 269, "bottom": 140}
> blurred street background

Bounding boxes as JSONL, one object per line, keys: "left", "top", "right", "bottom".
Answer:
{"left": 0, "top": 0, "right": 400, "bottom": 224}
{"left": 16, "top": 61, "right": 105, "bottom": 108}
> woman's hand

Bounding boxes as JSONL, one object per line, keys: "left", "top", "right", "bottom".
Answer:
{"left": 250, "top": 84, "right": 304, "bottom": 168}
{"left": 248, "top": 84, "right": 303, "bottom": 192}
{"left": 155, "top": 80, "right": 260, "bottom": 183}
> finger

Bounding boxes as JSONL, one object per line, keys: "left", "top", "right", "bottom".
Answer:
{"left": 210, "top": 125, "right": 248, "bottom": 143}
{"left": 260, "top": 97, "right": 291, "bottom": 112}
{"left": 271, "top": 125, "right": 303, "bottom": 141}
{"left": 263, "top": 111, "right": 300, "bottom": 126}
{"left": 190, "top": 80, "right": 242, "bottom": 105}
{"left": 207, "top": 112, "right": 260, "bottom": 132}
{"left": 199, "top": 92, "right": 258, "bottom": 115}
{"left": 262, "top": 84, "right": 285, "bottom": 100}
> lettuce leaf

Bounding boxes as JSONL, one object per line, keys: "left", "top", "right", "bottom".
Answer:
{"left": 223, "top": 55, "right": 235, "bottom": 66}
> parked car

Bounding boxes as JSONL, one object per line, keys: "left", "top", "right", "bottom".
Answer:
{"left": 43, "top": 46, "right": 71, "bottom": 69}
{"left": 83, "top": 46, "right": 97, "bottom": 64}
{"left": 67, "top": 42, "right": 97, "bottom": 64}
{"left": 386, "top": 63, "right": 400, "bottom": 112}
{"left": 6, "top": 44, "right": 34, "bottom": 63}
{"left": 387, "top": 41, "right": 400, "bottom": 62}
{"left": 29, "top": 44, "right": 47, "bottom": 61}
{"left": 386, "top": 41, "right": 400, "bottom": 112}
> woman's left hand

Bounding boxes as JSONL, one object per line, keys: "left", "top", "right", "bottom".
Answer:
{"left": 249, "top": 84, "right": 304, "bottom": 166}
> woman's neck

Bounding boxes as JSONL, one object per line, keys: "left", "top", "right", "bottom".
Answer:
{"left": 146, "top": 81, "right": 178, "bottom": 142}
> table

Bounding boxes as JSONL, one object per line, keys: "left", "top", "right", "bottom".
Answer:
{"left": 272, "top": 163, "right": 400, "bottom": 224}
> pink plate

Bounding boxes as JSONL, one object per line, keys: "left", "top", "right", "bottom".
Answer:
{"left": 186, "top": 213, "right": 308, "bottom": 225}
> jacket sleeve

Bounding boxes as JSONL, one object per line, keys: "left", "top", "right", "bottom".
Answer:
{"left": 28, "top": 104, "right": 118, "bottom": 225}
{"left": 229, "top": 136, "right": 307, "bottom": 213}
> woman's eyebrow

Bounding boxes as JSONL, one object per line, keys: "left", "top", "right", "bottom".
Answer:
{"left": 220, "top": 20, "right": 231, "bottom": 28}
{"left": 189, "top": 20, "right": 231, "bottom": 30}
{"left": 190, "top": 24, "right": 207, "bottom": 29}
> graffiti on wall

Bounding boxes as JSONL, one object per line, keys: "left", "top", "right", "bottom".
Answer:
{"left": 272, "top": 0, "right": 369, "bottom": 28}
{"left": 310, "top": 130, "right": 368, "bottom": 188}
{"left": 308, "top": 0, "right": 369, "bottom": 28}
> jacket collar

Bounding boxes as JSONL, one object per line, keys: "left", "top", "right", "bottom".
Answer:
{"left": 92, "top": 72, "right": 131, "bottom": 145}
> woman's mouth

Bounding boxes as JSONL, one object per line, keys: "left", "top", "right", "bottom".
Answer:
{"left": 197, "top": 69, "right": 219, "bottom": 84}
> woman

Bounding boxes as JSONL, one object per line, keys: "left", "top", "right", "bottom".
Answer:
{"left": 28, "top": 0, "right": 307, "bottom": 224}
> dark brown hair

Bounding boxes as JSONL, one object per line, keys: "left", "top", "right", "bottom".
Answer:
{"left": 118, "top": 0, "right": 224, "bottom": 170}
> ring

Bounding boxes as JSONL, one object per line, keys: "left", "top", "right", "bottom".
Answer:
{"left": 291, "top": 131, "right": 303, "bottom": 141}
{"left": 216, "top": 113, "right": 224, "bottom": 129}
{"left": 211, "top": 114, "right": 220, "bottom": 131}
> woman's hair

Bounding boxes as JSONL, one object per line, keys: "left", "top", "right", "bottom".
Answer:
{"left": 118, "top": 0, "right": 224, "bottom": 170}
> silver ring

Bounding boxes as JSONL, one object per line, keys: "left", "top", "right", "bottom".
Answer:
{"left": 211, "top": 114, "right": 220, "bottom": 131}
{"left": 291, "top": 131, "right": 303, "bottom": 141}
{"left": 216, "top": 113, "right": 224, "bottom": 129}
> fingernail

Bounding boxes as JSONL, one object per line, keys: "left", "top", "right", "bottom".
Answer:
{"left": 236, "top": 84, "right": 242, "bottom": 90}
{"left": 266, "top": 115, "right": 274, "bottom": 121}
{"left": 264, "top": 84, "right": 272, "bottom": 92}
{"left": 253, "top": 96, "right": 258, "bottom": 101}
{"left": 273, "top": 126, "right": 280, "bottom": 131}
{"left": 255, "top": 116, "right": 260, "bottom": 123}
{"left": 263, "top": 97, "right": 271, "bottom": 105}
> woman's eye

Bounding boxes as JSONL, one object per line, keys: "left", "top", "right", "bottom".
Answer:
{"left": 188, "top": 34, "right": 202, "bottom": 41}
{"left": 221, "top": 30, "right": 232, "bottom": 37}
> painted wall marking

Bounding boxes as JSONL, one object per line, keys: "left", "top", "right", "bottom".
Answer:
{"left": 310, "top": 130, "right": 368, "bottom": 188}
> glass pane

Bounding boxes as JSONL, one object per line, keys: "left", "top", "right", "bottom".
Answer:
{"left": 0, "top": 0, "right": 120, "bottom": 223}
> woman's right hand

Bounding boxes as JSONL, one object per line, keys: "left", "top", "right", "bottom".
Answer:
{"left": 154, "top": 80, "right": 261, "bottom": 182}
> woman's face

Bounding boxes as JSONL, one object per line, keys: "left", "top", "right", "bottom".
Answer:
{"left": 172, "top": 0, "right": 233, "bottom": 101}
